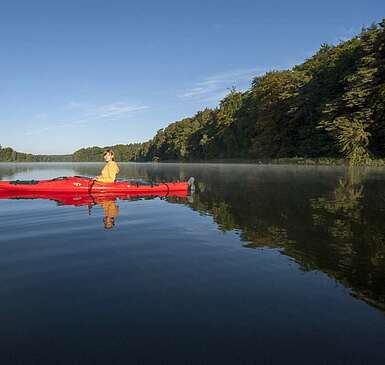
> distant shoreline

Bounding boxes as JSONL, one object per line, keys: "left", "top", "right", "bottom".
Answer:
{"left": 1, "top": 158, "right": 385, "bottom": 166}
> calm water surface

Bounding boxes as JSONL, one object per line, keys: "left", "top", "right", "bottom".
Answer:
{"left": 0, "top": 163, "right": 384, "bottom": 364}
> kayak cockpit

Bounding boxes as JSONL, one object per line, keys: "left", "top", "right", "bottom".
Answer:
{"left": 9, "top": 180, "right": 39, "bottom": 185}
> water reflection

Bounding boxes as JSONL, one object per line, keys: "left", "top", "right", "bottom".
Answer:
{"left": 307, "top": 168, "right": 385, "bottom": 310}
{"left": 97, "top": 197, "right": 119, "bottom": 229}
{"left": 0, "top": 164, "right": 32, "bottom": 180}
{"left": 0, "top": 190, "right": 189, "bottom": 230}
{"left": 166, "top": 166, "right": 385, "bottom": 312}
{"left": 1, "top": 163, "right": 384, "bottom": 312}
{"left": 311, "top": 168, "right": 365, "bottom": 225}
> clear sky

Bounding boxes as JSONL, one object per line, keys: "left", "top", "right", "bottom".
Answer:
{"left": 0, "top": 0, "right": 383, "bottom": 154}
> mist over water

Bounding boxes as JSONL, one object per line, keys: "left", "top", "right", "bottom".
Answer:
{"left": 0, "top": 163, "right": 384, "bottom": 364}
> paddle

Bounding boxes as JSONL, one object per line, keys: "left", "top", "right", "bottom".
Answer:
{"left": 88, "top": 178, "right": 96, "bottom": 195}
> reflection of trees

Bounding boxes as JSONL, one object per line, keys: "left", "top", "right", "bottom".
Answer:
{"left": 243, "top": 225, "right": 294, "bottom": 249}
{"left": 312, "top": 168, "right": 364, "bottom": 220}
{"left": 168, "top": 167, "right": 385, "bottom": 312}
{"left": 311, "top": 168, "right": 365, "bottom": 239}
{"left": 308, "top": 168, "right": 385, "bottom": 310}
{"left": 0, "top": 164, "right": 31, "bottom": 180}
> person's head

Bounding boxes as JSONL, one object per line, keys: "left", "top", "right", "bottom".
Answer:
{"left": 103, "top": 216, "right": 115, "bottom": 229}
{"left": 103, "top": 149, "right": 115, "bottom": 162}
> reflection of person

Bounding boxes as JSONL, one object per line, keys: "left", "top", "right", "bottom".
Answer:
{"left": 95, "top": 149, "right": 120, "bottom": 183}
{"left": 98, "top": 199, "right": 120, "bottom": 229}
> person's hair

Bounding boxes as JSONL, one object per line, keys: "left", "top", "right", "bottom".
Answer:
{"left": 103, "top": 217, "right": 115, "bottom": 229}
{"left": 103, "top": 149, "right": 115, "bottom": 161}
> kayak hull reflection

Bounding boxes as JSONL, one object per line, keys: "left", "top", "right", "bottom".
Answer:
{"left": 0, "top": 176, "right": 190, "bottom": 194}
{"left": 0, "top": 190, "right": 189, "bottom": 206}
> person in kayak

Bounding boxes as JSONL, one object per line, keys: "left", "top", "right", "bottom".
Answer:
{"left": 95, "top": 149, "right": 120, "bottom": 182}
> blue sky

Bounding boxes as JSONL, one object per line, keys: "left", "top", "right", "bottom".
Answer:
{"left": 0, "top": 0, "right": 383, "bottom": 154}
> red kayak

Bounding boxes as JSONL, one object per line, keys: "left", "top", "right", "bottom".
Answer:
{"left": 0, "top": 176, "right": 192, "bottom": 194}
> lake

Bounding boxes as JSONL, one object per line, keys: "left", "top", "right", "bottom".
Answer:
{"left": 0, "top": 163, "right": 384, "bottom": 364}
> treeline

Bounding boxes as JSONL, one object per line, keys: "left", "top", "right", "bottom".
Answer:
{"left": 72, "top": 20, "right": 385, "bottom": 164}
{"left": 0, "top": 146, "right": 71, "bottom": 162}
{"left": 3, "top": 20, "right": 385, "bottom": 164}
{"left": 72, "top": 143, "right": 150, "bottom": 162}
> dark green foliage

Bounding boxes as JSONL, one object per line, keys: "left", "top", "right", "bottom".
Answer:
{"left": 72, "top": 143, "right": 149, "bottom": 162}
{"left": 319, "top": 24, "right": 385, "bottom": 164}
{"left": 0, "top": 146, "right": 71, "bottom": 162}
{"left": 135, "top": 20, "right": 383, "bottom": 164}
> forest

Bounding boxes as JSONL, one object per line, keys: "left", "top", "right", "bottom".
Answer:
{"left": 1, "top": 20, "right": 384, "bottom": 165}
{"left": 0, "top": 146, "right": 71, "bottom": 162}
